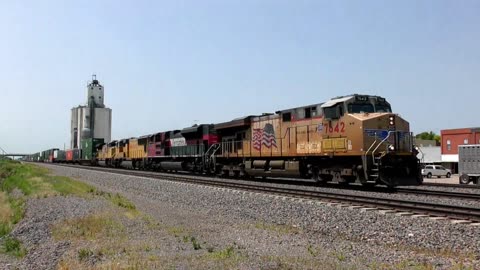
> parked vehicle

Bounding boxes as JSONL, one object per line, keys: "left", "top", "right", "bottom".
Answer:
{"left": 458, "top": 145, "right": 480, "bottom": 185}
{"left": 422, "top": 165, "right": 451, "bottom": 178}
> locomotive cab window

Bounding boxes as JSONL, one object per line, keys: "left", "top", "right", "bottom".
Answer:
{"left": 323, "top": 104, "right": 343, "bottom": 119}
{"left": 282, "top": 112, "right": 291, "bottom": 122}
{"left": 323, "top": 106, "right": 336, "bottom": 119}
{"left": 375, "top": 104, "right": 392, "bottom": 112}
{"left": 304, "top": 107, "right": 311, "bottom": 119}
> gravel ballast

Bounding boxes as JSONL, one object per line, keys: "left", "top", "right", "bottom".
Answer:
{"left": 16, "top": 163, "right": 475, "bottom": 269}
{"left": 1, "top": 196, "right": 108, "bottom": 269}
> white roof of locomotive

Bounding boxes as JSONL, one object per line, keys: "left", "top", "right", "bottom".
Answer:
{"left": 320, "top": 96, "right": 354, "bottom": 108}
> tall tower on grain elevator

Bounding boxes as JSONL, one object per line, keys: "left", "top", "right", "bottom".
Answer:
{"left": 70, "top": 75, "right": 112, "bottom": 149}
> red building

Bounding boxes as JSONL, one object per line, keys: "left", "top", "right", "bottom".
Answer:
{"left": 441, "top": 127, "right": 480, "bottom": 172}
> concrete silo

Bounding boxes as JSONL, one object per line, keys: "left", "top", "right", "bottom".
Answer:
{"left": 70, "top": 75, "right": 112, "bottom": 150}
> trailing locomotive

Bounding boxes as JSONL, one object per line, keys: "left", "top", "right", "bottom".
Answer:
{"left": 26, "top": 94, "right": 422, "bottom": 187}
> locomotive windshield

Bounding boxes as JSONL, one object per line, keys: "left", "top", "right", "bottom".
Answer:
{"left": 347, "top": 101, "right": 392, "bottom": 113}
{"left": 374, "top": 103, "right": 392, "bottom": 112}
{"left": 347, "top": 103, "right": 374, "bottom": 113}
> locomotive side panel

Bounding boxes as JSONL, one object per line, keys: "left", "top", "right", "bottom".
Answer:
{"left": 127, "top": 138, "right": 147, "bottom": 160}
{"left": 146, "top": 133, "right": 165, "bottom": 158}
{"left": 250, "top": 115, "right": 281, "bottom": 157}
{"left": 320, "top": 115, "right": 363, "bottom": 155}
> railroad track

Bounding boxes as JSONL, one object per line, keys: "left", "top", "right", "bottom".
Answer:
{"left": 422, "top": 182, "right": 480, "bottom": 189}
{"left": 395, "top": 187, "right": 480, "bottom": 201}
{"left": 33, "top": 163, "right": 480, "bottom": 200}
{"left": 49, "top": 163, "right": 480, "bottom": 223}
{"left": 250, "top": 179, "right": 480, "bottom": 201}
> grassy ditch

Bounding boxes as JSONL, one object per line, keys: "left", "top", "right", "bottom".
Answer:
{"left": 0, "top": 160, "right": 144, "bottom": 266}
{"left": 52, "top": 213, "right": 126, "bottom": 241}
{"left": 0, "top": 160, "right": 140, "bottom": 261}
{"left": 0, "top": 160, "right": 93, "bottom": 226}
{"left": 88, "top": 188, "right": 136, "bottom": 211}
{"left": 0, "top": 160, "right": 102, "bottom": 258}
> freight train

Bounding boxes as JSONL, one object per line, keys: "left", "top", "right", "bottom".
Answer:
{"left": 25, "top": 94, "right": 423, "bottom": 187}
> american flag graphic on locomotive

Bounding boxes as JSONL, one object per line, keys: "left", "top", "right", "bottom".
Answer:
{"left": 253, "top": 123, "right": 277, "bottom": 150}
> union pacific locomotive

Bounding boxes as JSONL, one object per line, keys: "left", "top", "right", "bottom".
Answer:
{"left": 26, "top": 94, "right": 422, "bottom": 187}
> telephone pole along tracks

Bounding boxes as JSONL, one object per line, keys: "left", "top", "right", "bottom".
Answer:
{"left": 50, "top": 164, "right": 480, "bottom": 223}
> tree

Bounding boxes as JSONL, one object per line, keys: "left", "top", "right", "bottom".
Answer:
{"left": 415, "top": 131, "right": 440, "bottom": 144}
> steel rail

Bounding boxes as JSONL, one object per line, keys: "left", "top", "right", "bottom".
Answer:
{"left": 47, "top": 163, "right": 480, "bottom": 222}
{"left": 422, "top": 182, "right": 480, "bottom": 190}
{"left": 31, "top": 163, "right": 480, "bottom": 200}
{"left": 395, "top": 188, "right": 480, "bottom": 201}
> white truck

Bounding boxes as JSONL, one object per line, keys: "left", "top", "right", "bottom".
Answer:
{"left": 458, "top": 145, "right": 480, "bottom": 185}
{"left": 421, "top": 165, "right": 451, "bottom": 179}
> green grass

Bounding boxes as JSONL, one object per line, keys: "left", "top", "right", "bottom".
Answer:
{"left": 0, "top": 160, "right": 20, "bottom": 180}
{"left": 0, "top": 223, "right": 10, "bottom": 236}
{"left": 307, "top": 244, "right": 319, "bottom": 257}
{"left": 190, "top": 236, "right": 201, "bottom": 250}
{"left": 47, "top": 175, "right": 94, "bottom": 196}
{"left": 0, "top": 194, "right": 25, "bottom": 237}
{"left": 0, "top": 161, "right": 28, "bottom": 239}
{"left": 77, "top": 248, "right": 94, "bottom": 261}
{"left": 10, "top": 195, "right": 25, "bottom": 221}
{"left": 0, "top": 160, "right": 50, "bottom": 194}
{"left": 166, "top": 226, "right": 185, "bottom": 237}
{"left": 0, "top": 160, "right": 96, "bottom": 240}
{"left": 52, "top": 213, "right": 125, "bottom": 241}
{"left": 0, "top": 160, "right": 100, "bottom": 258}
{"left": 87, "top": 187, "right": 137, "bottom": 211}
{"left": 0, "top": 160, "right": 93, "bottom": 196}
{"left": 334, "top": 251, "right": 346, "bottom": 262}
{"left": 207, "top": 246, "right": 235, "bottom": 260}
{"left": 106, "top": 192, "right": 136, "bottom": 210}
{"left": 1, "top": 236, "right": 26, "bottom": 258}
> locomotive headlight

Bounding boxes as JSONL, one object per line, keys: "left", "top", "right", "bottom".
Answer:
{"left": 389, "top": 116, "right": 395, "bottom": 126}
{"left": 388, "top": 145, "right": 395, "bottom": 151}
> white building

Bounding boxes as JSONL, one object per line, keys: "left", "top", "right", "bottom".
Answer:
{"left": 417, "top": 146, "right": 441, "bottom": 164}
{"left": 70, "top": 76, "right": 112, "bottom": 149}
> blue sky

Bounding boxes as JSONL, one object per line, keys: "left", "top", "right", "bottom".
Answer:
{"left": 1, "top": 0, "right": 479, "bottom": 153}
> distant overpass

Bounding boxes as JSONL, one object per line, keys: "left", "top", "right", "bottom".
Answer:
{"left": 0, "top": 154, "right": 30, "bottom": 157}
{"left": 0, "top": 146, "right": 29, "bottom": 159}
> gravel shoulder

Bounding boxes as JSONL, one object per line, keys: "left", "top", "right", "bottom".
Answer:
{"left": 17, "top": 163, "right": 477, "bottom": 270}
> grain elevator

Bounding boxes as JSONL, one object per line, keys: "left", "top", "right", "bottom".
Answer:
{"left": 70, "top": 75, "right": 112, "bottom": 150}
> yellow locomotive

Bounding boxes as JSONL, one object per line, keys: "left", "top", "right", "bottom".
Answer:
{"left": 214, "top": 94, "right": 421, "bottom": 187}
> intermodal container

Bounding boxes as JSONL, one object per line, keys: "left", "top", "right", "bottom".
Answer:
{"left": 57, "top": 150, "right": 66, "bottom": 162}
{"left": 81, "top": 138, "right": 104, "bottom": 160}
